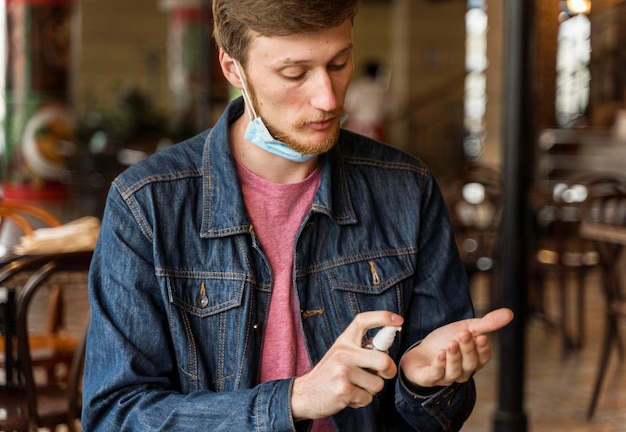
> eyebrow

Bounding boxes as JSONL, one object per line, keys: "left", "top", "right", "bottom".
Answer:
{"left": 275, "top": 45, "right": 353, "bottom": 67}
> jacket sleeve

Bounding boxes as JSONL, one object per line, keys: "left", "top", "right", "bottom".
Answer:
{"left": 81, "top": 185, "right": 297, "bottom": 432}
{"left": 392, "top": 171, "right": 477, "bottom": 431}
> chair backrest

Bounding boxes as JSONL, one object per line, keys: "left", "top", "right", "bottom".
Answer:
{"left": 1, "top": 254, "right": 69, "bottom": 385}
{"left": 532, "top": 174, "right": 626, "bottom": 252}
{"left": 581, "top": 189, "right": 626, "bottom": 297}
{"left": 0, "top": 207, "right": 34, "bottom": 236}
{"left": 0, "top": 200, "right": 61, "bottom": 229}
{"left": 11, "top": 251, "right": 92, "bottom": 428}
{"left": 0, "top": 200, "right": 62, "bottom": 257}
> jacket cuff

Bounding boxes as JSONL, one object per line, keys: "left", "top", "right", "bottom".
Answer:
{"left": 396, "top": 371, "right": 476, "bottom": 430}
{"left": 257, "top": 378, "right": 299, "bottom": 432}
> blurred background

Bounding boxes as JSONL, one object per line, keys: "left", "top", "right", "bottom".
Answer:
{"left": 0, "top": 0, "right": 622, "bottom": 213}
{"left": 2, "top": 0, "right": 622, "bottom": 213}
{"left": 1, "top": 0, "right": 626, "bottom": 430}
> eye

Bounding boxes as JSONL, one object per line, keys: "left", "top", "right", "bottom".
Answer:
{"left": 328, "top": 61, "right": 348, "bottom": 72}
{"left": 284, "top": 72, "right": 306, "bottom": 82}
{"left": 281, "top": 67, "right": 306, "bottom": 81}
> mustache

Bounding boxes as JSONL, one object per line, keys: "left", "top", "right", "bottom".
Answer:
{"left": 295, "top": 108, "right": 346, "bottom": 128}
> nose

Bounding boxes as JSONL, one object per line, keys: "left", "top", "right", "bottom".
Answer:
{"left": 310, "top": 71, "right": 338, "bottom": 112}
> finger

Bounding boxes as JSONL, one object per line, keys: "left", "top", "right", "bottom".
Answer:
{"left": 348, "top": 391, "right": 374, "bottom": 409}
{"left": 343, "top": 311, "right": 404, "bottom": 344}
{"left": 444, "top": 340, "right": 463, "bottom": 381}
{"left": 474, "top": 334, "right": 492, "bottom": 367}
{"left": 351, "top": 366, "right": 387, "bottom": 395}
{"left": 312, "top": 365, "right": 379, "bottom": 411}
{"left": 424, "top": 349, "right": 447, "bottom": 386}
{"left": 343, "top": 380, "right": 375, "bottom": 409}
{"left": 468, "top": 308, "right": 514, "bottom": 336}
{"left": 458, "top": 331, "right": 479, "bottom": 372}
{"left": 358, "top": 348, "right": 398, "bottom": 379}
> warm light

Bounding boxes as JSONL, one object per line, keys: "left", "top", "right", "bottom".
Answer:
{"left": 567, "top": 0, "right": 591, "bottom": 14}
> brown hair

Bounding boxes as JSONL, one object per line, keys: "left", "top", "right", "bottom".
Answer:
{"left": 213, "top": 0, "right": 360, "bottom": 65}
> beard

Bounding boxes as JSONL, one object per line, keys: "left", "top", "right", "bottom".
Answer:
{"left": 247, "top": 83, "right": 344, "bottom": 155}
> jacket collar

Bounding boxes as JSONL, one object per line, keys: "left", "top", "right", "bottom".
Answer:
{"left": 200, "top": 97, "right": 357, "bottom": 238}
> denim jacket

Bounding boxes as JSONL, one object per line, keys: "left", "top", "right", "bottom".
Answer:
{"left": 82, "top": 97, "right": 476, "bottom": 431}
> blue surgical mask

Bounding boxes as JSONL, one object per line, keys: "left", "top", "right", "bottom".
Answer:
{"left": 243, "top": 116, "right": 317, "bottom": 162}
{"left": 233, "top": 61, "right": 316, "bottom": 163}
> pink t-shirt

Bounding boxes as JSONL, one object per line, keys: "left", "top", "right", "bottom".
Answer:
{"left": 237, "top": 162, "right": 335, "bottom": 431}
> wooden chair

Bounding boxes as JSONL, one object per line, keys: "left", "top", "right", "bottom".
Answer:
{"left": 528, "top": 176, "right": 626, "bottom": 354}
{"left": 0, "top": 202, "right": 74, "bottom": 384}
{"left": 0, "top": 251, "right": 92, "bottom": 431}
{"left": 0, "top": 257, "right": 80, "bottom": 387}
{"left": 579, "top": 189, "right": 626, "bottom": 419}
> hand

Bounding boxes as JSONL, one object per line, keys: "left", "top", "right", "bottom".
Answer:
{"left": 291, "top": 311, "right": 404, "bottom": 421}
{"left": 399, "top": 308, "right": 514, "bottom": 390}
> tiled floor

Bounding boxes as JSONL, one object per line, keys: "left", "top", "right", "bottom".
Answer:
{"left": 463, "top": 270, "right": 626, "bottom": 431}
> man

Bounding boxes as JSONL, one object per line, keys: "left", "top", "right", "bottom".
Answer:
{"left": 82, "top": 1, "right": 513, "bottom": 430}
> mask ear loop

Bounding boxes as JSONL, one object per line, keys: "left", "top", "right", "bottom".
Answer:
{"left": 233, "top": 61, "right": 258, "bottom": 121}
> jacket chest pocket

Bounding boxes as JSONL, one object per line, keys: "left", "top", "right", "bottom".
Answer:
{"left": 162, "top": 272, "right": 249, "bottom": 391}
{"left": 327, "top": 254, "right": 414, "bottom": 320}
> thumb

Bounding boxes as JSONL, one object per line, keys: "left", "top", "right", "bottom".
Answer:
{"left": 469, "top": 308, "right": 514, "bottom": 336}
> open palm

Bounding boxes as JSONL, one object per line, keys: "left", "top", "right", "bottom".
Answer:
{"left": 400, "top": 308, "right": 514, "bottom": 388}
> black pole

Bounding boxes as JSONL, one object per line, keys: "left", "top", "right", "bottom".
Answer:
{"left": 493, "top": 0, "right": 535, "bottom": 431}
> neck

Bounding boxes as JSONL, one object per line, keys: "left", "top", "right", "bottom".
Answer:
{"left": 230, "top": 114, "right": 320, "bottom": 184}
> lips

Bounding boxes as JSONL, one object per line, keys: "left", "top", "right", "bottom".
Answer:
{"left": 307, "top": 117, "right": 336, "bottom": 131}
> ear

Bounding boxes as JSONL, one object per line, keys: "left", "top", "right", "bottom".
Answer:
{"left": 219, "top": 49, "right": 243, "bottom": 89}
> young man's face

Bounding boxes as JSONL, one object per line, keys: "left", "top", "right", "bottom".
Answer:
{"left": 243, "top": 19, "right": 354, "bottom": 155}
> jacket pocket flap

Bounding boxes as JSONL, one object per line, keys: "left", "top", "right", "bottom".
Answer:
{"left": 329, "top": 255, "right": 413, "bottom": 295}
{"left": 163, "top": 271, "right": 246, "bottom": 317}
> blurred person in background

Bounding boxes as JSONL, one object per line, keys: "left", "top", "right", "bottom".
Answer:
{"left": 344, "top": 59, "right": 394, "bottom": 142}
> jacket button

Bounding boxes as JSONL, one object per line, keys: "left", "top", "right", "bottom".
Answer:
{"left": 197, "top": 293, "right": 209, "bottom": 308}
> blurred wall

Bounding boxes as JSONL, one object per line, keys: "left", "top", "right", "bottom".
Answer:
{"left": 75, "top": 0, "right": 169, "bottom": 113}
{"left": 75, "top": 0, "right": 476, "bottom": 176}
{"left": 353, "top": 2, "right": 393, "bottom": 74}
{"left": 389, "top": 0, "right": 468, "bottom": 176}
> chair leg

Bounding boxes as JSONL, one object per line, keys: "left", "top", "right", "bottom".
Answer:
{"left": 576, "top": 267, "right": 585, "bottom": 349}
{"left": 559, "top": 267, "right": 576, "bottom": 356}
{"left": 528, "top": 264, "right": 545, "bottom": 317}
{"left": 587, "top": 317, "right": 618, "bottom": 420}
{"left": 528, "top": 265, "right": 553, "bottom": 324}
{"left": 616, "top": 325, "right": 625, "bottom": 362}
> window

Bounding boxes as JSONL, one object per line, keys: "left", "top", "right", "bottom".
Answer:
{"left": 463, "top": 0, "right": 488, "bottom": 160}
{"left": 555, "top": 11, "right": 591, "bottom": 127}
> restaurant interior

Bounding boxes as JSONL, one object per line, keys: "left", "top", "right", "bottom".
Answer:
{"left": 1, "top": 0, "right": 626, "bottom": 430}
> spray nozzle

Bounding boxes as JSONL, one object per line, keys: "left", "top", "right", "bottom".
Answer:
{"left": 367, "top": 326, "right": 402, "bottom": 352}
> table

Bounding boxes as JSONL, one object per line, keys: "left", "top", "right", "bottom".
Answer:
{"left": 580, "top": 220, "right": 626, "bottom": 245}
